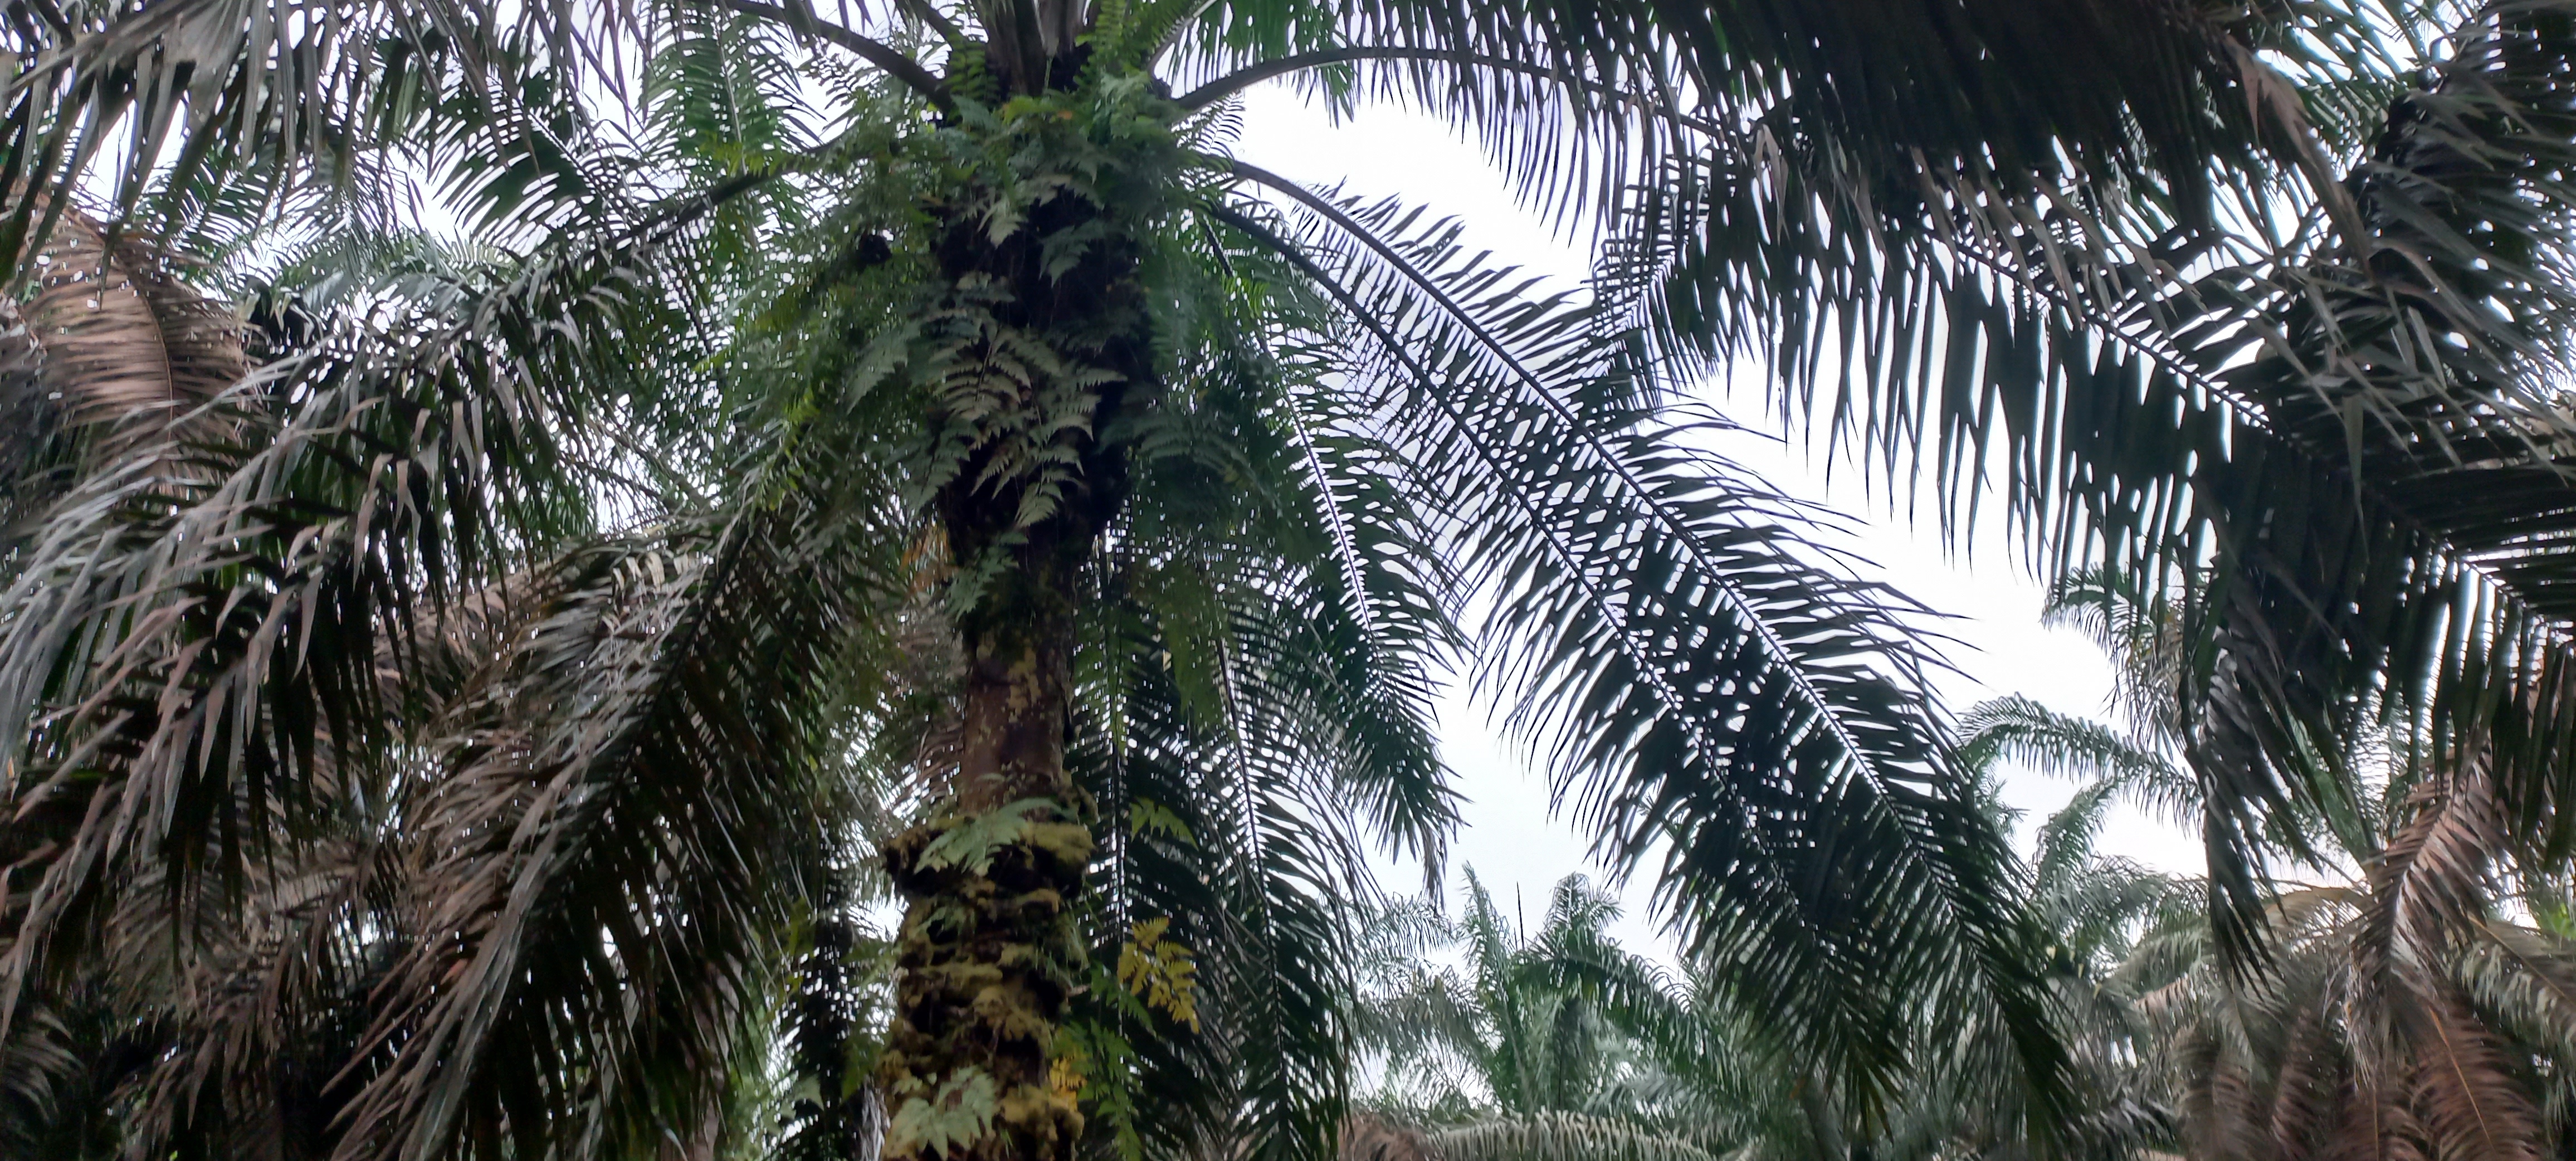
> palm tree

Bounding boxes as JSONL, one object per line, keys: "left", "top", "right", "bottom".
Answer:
{"left": 0, "top": 0, "right": 2269, "bottom": 1155}
{"left": 1829, "top": 775, "right": 2197, "bottom": 1161}
{"left": 1348, "top": 872, "right": 1803, "bottom": 1161}
{"left": 1692, "top": 0, "right": 2576, "bottom": 960}
{"left": 12, "top": 0, "right": 2569, "bottom": 1153}
{"left": 1960, "top": 570, "right": 2576, "bottom": 1160}
{"left": 1343, "top": 845, "right": 2184, "bottom": 1161}
{"left": 1357, "top": 875, "right": 1684, "bottom": 1127}
{"left": 2110, "top": 881, "right": 2576, "bottom": 1161}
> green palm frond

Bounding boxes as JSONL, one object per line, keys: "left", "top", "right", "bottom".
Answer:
{"left": 1637, "top": 0, "right": 2576, "bottom": 959}
{"left": 1219, "top": 179, "right": 2063, "bottom": 1120}
{"left": 343, "top": 503, "right": 881, "bottom": 1160}
{"left": 0, "top": 0, "right": 578, "bottom": 255}
{"left": 0, "top": 210, "right": 737, "bottom": 1013}
{"left": 751, "top": 877, "right": 896, "bottom": 1161}
{"left": 1427, "top": 1111, "right": 1733, "bottom": 1161}
{"left": 1072, "top": 592, "right": 1394, "bottom": 1161}
{"left": 1958, "top": 696, "right": 2194, "bottom": 828}
{"left": 1177, "top": 0, "right": 2353, "bottom": 244}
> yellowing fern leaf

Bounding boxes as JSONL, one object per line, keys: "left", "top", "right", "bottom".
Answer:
{"left": 1115, "top": 916, "right": 1200, "bottom": 1032}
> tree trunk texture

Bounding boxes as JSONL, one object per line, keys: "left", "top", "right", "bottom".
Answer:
{"left": 879, "top": 536, "right": 1092, "bottom": 1161}
{"left": 879, "top": 115, "right": 1154, "bottom": 1161}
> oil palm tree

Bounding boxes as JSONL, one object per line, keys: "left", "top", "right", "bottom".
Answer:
{"left": 1345, "top": 835, "right": 2183, "bottom": 1161}
{"left": 1350, "top": 873, "right": 1796, "bottom": 1161}
{"left": 1961, "top": 569, "right": 2576, "bottom": 1160}
{"left": 13, "top": 0, "right": 2569, "bottom": 1154}
{"left": 1830, "top": 775, "right": 2198, "bottom": 1161}
{"left": 1681, "top": 0, "right": 2576, "bottom": 961}
{"left": 0, "top": 0, "right": 2272, "bottom": 1155}
{"left": 1358, "top": 876, "right": 1638, "bottom": 1115}
{"left": 2111, "top": 880, "right": 2576, "bottom": 1161}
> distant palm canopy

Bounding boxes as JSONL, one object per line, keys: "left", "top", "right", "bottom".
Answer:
{"left": 0, "top": 0, "right": 2570, "bottom": 1159}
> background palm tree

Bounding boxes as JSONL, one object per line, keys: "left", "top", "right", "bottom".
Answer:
{"left": 1955, "top": 569, "right": 2576, "bottom": 1161}
{"left": 1342, "top": 833, "right": 2185, "bottom": 1161}
{"left": 1357, "top": 875, "right": 1686, "bottom": 1127}
{"left": 1348, "top": 872, "right": 1798, "bottom": 1161}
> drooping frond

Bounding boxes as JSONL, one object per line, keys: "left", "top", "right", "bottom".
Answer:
{"left": 1073, "top": 596, "right": 1393, "bottom": 1161}
{"left": 0, "top": 0, "right": 575, "bottom": 253}
{"left": 1178, "top": 0, "right": 2354, "bottom": 242}
{"left": 327, "top": 490, "right": 892, "bottom": 1160}
{"left": 1958, "top": 696, "right": 2197, "bottom": 828}
{"left": 881, "top": 181, "right": 1462, "bottom": 1161}
{"left": 1216, "top": 178, "right": 2063, "bottom": 1122}
{"left": 1070, "top": 480, "right": 1452, "bottom": 1160}
{"left": 0, "top": 0, "right": 955, "bottom": 266}
{"left": 0, "top": 207, "right": 243, "bottom": 558}
{"left": 1632, "top": 0, "right": 2576, "bottom": 958}
{"left": 0, "top": 194, "right": 740, "bottom": 1053}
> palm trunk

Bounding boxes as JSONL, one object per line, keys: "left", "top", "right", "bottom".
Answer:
{"left": 879, "top": 92, "right": 1157, "bottom": 1159}
{"left": 880, "top": 526, "right": 1095, "bottom": 1161}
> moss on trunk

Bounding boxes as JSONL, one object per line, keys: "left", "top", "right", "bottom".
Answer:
{"left": 877, "top": 70, "right": 1177, "bottom": 1161}
{"left": 879, "top": 579, "right": 1095, "bottom": 1161}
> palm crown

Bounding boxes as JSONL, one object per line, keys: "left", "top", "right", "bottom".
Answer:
{"left": 1350, "top": 871, "right": 1854, "bottom": 1161}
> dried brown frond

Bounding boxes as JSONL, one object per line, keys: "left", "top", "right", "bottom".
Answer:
{"left": 0, "top": 204, "right": 245, "bottom": 548}
{"left": 16, "top": 205, "right": 242, "bottom": 457}
{"left": 2399, "top": 988, "right": 2543, "bottom": 1161}
{"left": 2268, "top": 997, "right": 2350, "bottom": 1159}
{"left": 2179, "top": 1026, "right": 2270, "bottom": 1161}
{"left": 2318, "top": 1078, "right": 2421, "bottom": 1161}
{"left": 2358, "top": 771, "right": 2507, "bottom": 996}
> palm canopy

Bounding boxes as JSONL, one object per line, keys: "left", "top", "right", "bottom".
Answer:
{"left": 1348, "top": 872, "right": 1801, "bottom": 1161}
{"left": 1955, "top": 572, "right": 2576, "bottom": 1161}
{"left": 1683, "top": 0, "right": 2576, "bottom": 959}
{"left": 1344, "top": 846, "right": 2187, "bottom": 1161}
{"left": 0, "top": 0, "right": 2284, "bottom": 1155}
{"left": 1355, "top": 873, "right": 1705, "bottom": 1125}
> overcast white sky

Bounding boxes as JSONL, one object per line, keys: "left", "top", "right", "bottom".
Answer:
{"left": 1232, "top": 87, "right": 2205, "bottom": 958}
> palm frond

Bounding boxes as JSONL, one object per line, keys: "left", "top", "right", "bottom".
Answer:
{"left": 1182, "top": 0, "right": 2353, "bottom": 241}
{"left": 1073, "top": 611, "right": 1372, "bottom": 1161}
{"left": 1426, "top": 1110, "right": 1731, "bottom": 1161}
{"left": 1636, "top": 0, "right": 2576, "bottom": 960}
{"left": 329, "top": 489, "right": 887, "bottom": 1160}
{"left": 761, "top": 893, "right": 896, "bottom": 1161}
{"left": 1218, "top": 176, "right": 2066, "bottom": 1122}
{"left": 0, "top": 200, "right": 734, "bottom": 1049}
{"left": 0, "top": 207, "right": 242, "bottom": 557}
{"left": 1958, "top": 696, "right": 2195, "bottom": 827}
{"left": 0, "top": 0, "right": 567, "bottom": 251}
